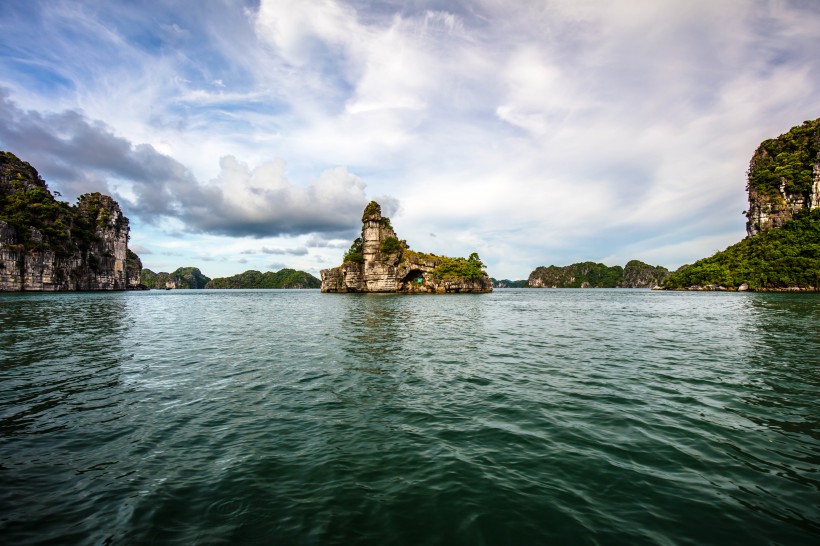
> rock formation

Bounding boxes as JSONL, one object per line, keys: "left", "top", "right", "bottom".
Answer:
{"left": 662, "top": 117, "right": 820, "bottom": 291}
{"left": 745, "top": 118, "right": 820, "bottom": 236}
{"left": 141, "top": 267, "right": 211, "bottom": 289}
{"left": 0, "top": 151, "right": 142, "bottom": 291}
{"left": 206, "top": 268, "right": 320, "bottom": 289}
{"left": 321, "top": 201, "right": 492, "bottom": 293}
{"left": 528, "top": 260, "right": 669, "bottom": 289}
{"left": 619, "top": 260, "right": 671, "bottom": 288}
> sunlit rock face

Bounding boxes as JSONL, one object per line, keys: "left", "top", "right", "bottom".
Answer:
{"left": 320, "top": 202, "right": 492, "bottom": 294}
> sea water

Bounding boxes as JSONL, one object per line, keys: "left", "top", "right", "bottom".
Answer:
{"left": 1, "top": 289, "right": 818, "bottom": 545}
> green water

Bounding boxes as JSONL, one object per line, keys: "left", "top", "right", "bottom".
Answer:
{"left": 1, "top": 289, "right": 818, "bottom": 545}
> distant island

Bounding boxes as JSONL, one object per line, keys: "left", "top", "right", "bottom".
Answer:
{"left": 528, "top": 260, "right": 669, "bottom": 289}
{"left": 0, "top": 151, "right": 143, "bottom": 291}
{"left": 206, "top": 269, "right": 320, "bottom": 289}
{"left": 321, "top": 201, "right": 492, "bottom": 293}
{"left": 491, "top": 278, "right": 529, "bottom": 288}
{"left": 141, "top": 267, "right": 320, "bottom": 289}
{"left": 141, "top": 267, "right": 211, "bottom": 289}
{"left": 662, "top": 117, "right": 819, "bottom": 291}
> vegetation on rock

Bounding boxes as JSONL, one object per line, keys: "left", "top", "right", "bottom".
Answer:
{"left": 491, "top": 278, "right": 529, "bottom": 288}
{"left": 1, "top": 150, "right": 143, "bottom": 291}
{"left": 621, "top": 260, "right": 670, "bottom": 288}
{"left": 343, "top": 237, "right": 364, "bottom": 263}
{"left": 362, "top": 201, "right": 381, "bottom": 221}
{"left": 747, "top": 118, "right": 819, "bottom": 198}
{"left": 206, "top": 268, "right": 320, "bottom": 289}
{"left": 663, "top": 209, "right": 820, "bottom": 290}
{"left": 0, "top": 152, "right": 133, "bottom": 258}
{"left": 141, "top": 267, "right": 211, "bottom": 289}
{"left": 432, "top": 253, "right": 487, "bottom": 282}
{"left": 380, "top": 236, "right": 402, "bottom": 254}
{"left": 528, "top": 260, "right": 668, "bottom": 288}
{"left": 529, "top": 262, "right": 623, "bottom": 288}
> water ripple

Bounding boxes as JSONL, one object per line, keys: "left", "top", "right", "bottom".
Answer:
{"left": 1, "top": 289, "right": 818, "bottom": 544}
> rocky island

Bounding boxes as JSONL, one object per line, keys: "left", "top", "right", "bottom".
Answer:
{"left": 0, "top": 151, "right": 142, "bottom": 291}
{"left": 321, "top": 201, "right": 492, "bottom": 293}
{"left": 528, "top": 260, "right": 670, "bottom": 289}
{"left": 206, "top": 269, "right": 320, "bottom": 289}
{"left": 663, "top": 117, "right": 820, "bottom": 291}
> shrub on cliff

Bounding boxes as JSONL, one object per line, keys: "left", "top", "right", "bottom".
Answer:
{"left": 380, "top": 236, "right": 401, "bottom": 254}
{"left": 432, "top": 253, "right": 487, "bottom": 281}
{"left": 344, "top": 237, "right": 364, "bottom": 263}
{"left": 362, "top": 201, "right": 381, "bottom": 220}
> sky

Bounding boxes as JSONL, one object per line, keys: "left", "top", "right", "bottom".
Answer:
{"left": 1, "top": 0, "right": 819, "bottom": 280}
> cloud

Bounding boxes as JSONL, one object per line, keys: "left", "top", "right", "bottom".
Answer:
{"left": 130, "top": 243, "right": 153, "bottom": 255}
{"left": 0, "top": 90, "right": 387, "bottom": 238}
{"left": 304, "top": 234, "right": 349, "bottom": 248}
{"left": 188, "top": 156, "right": 371, "bottom": 237}
{"left": 260, "top": 246, "right": 309, "bottom": 256}
{"left": 266, "top": 262, "right": 288, "bottom": 271}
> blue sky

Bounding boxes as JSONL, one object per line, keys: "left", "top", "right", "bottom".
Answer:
{"left": 1, "top": 0, "right": 819, "bottom": 279}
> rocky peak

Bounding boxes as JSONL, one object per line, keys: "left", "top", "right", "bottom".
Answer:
{"left": 0, "top": 151, "right": 47, "bottom": 194}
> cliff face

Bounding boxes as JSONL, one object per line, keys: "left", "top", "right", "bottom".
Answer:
{"left": 619, "top": 260, "right": 670, "bottom": 288}
{"left": 746, "top": 118, "right": 820, "bottom": 236}
{"left": 0, "top": 151, "right": 142, "bottom": 291}
{"left": 321, "top": 202, "right": 492, "bottom": 293}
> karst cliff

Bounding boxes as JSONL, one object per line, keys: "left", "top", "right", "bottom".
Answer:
{"left": 745, "top": 118, "right": 820, "bottom": 236}
{"left": 321, "top": 202, "right": 492, "bottom": 293}
{"left": 0, "top": 151, "right": 142, "bottom": 291}
{"left": 663, "top": 117, "right": 820, "bottom": 291}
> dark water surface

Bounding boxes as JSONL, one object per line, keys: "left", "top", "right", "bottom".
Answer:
{"left": 1, "top": 289, "right": 818, "bottom": 545}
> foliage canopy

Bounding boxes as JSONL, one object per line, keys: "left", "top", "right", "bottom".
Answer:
{"left": 748, "top": 118, "right": 820, "bottom": 198}
{"left": 206, "top": 268, "right": 320, "bottom": 289}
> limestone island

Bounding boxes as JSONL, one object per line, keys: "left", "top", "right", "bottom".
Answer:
{"left": 1, "top": 151, "right": 143, "bottom": 291}
{"left": 321, "top": 202, "right": 492, "bottom": 293}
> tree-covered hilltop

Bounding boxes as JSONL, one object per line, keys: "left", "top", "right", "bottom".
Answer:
{"left": 0, "top": 151, "right": 127, "bottom": 256}
{"left": 528, "top": 260, "right": 669, "bottom": 288}
{"left": 205, "top": 269, "right": 321, "bottom": 289}
{"left": 141, "top": 267, "right": 211, "bottom": 289}
{"left": 747, "top": 118, "right": 819, "bottom": 199}
{"left": 620, "top": 260, "right": 671, "bottom": 288}
{"left": 746, "top": 117, "right": 820, "bottom": 235}
{"left": 663, "top": 209, "right": 820, "bottom": 291}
